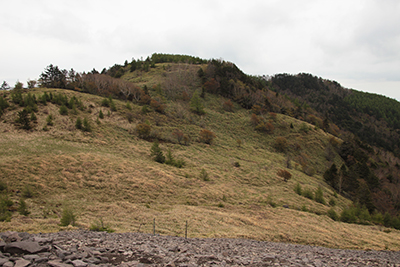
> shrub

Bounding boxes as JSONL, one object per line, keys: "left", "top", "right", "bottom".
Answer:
{"left": 16, "top": 108, "right": 32, "bottom": 130}
{"left": 314, "top": 186, "right": 326, "bottom": 205}
{"left": 60, "top": 207, "right": 77, "bottom": 226}
{"left": 101, "top": 98, "right": 110, "bottom": 107}
{"left": 302, "top": 188, "right": 314, "bottom": 200}
{"left": 127, "top": 112, "right": 134, "bottom": 123}
{"left": 327, "top": 208, "right": 339, "bottom": 221}
{"left": 200, "top": 168, "right": 209, "bottom": 181}
{"left": 173, "top": 129, "right": 184, "bottom": 144}
{"left": 236, "top": 139, "right": 242, "bottom": 147}
{"left": 277, "top": 169, "right": 292, "bottom": 182}
{"left": 300, "top": 123, "right": 310, "bottom": 133}
{"left": 190, "top": 91, "right": 205, "bottom": 115}
{"left": 329, "top": 198, "right": 336, "bottom": 206}
{"left": 255, "top": 122, "right": 275, "bottom": 134}
{"left": 274, "top": 137, "right": 288, "bottom": 152}
{"left": 150, "top": 140, "right": 165, "bottom": 163}
{"left": 22, "top": 185, "right": 34, "bottom": 198}
{"left": 269, "top": 112, "right": 277, "bottom": 121}
{"left": 76, "top": 117, "right": 82, "bottom": 130}
{"left": 0, "top": 181, "right": 7, "bottom": 192}
{"left": 340, "top": 207, "right": 357, "bottom": 223}
{"left": 222, "top": 100, "right": 234, "bottom": 112}
{"left": 150, "top": 99, "right": 166, "bottom": 114}
{"left": 90, "top": 218, "right": 114, "bottom": 233}
{"left": 110, "top": 101, "right": 117, "bottom": 111}
{"left": 199, "top": 129, "right": 216, "bottom": 144}
{"left": 165, "top": 149, "right": 185, "bottom": 168}
{"left": 18, "top": 198, "right": 30, "bottom": 216}
{"left": 30, "top": 112, "right": 37, "bottom": 123}
{"left": 99, "top": 109, "right": 104, "bottom": 119}
{"left": 59, "top": 105, "right": 68, "bottom": 115}
{"left": 46, "top": 114, "right": 54, "bottom": 126}
{"left": 250, "top": 113, "right": 260, "bottom": 126}
{"left": 0, "top": 196, "right": 12, "bottom": 222}
{"left": 83, "top": 117, "right": 91, "bottom": 132}
{"left": 294, "top": 182, "right": 302, "bottom": 195}
{"left": 136, "top": 123, "right": 151, "bottom": 139}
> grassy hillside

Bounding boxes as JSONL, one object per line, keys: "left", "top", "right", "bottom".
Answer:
{"left": 1, "top": 63, "right": 400, "bottom": 250}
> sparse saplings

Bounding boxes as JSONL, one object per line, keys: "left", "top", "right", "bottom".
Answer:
{"left": 199, "top": 129, "right": 216, "bottom": 145}
{"left": 136, "top": 123, "right": 151, "bottom": 140}
{"left": 150, "top": 139, "right": 165, "bottom": 163}
{"left": 277, "top": 169, "right": 292, "bottom": 182}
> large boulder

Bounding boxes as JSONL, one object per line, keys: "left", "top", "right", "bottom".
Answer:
{"left": 4, "top": 241, "right": 48, "bottom": 255}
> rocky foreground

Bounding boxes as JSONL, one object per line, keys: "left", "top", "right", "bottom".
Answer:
{"left": 0, "top": 231, "right": 399, "bottom": 266}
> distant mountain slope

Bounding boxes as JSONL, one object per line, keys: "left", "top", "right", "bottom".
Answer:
{"left": 271, "top": 73, "right": 400, "bottom": 155}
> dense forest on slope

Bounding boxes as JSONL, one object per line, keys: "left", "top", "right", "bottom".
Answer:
{"left": 2, "top": 53, "right": 400, "bottom": 240}
{"left": 270, "top": 73, "right": 400, "bottom": 155}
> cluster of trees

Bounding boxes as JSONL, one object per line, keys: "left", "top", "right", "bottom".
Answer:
{"left": 324, "top": 138, "right": 381, "bottom": 213}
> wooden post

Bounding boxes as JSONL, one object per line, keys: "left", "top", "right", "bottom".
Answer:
{"left": 185, "top": 220, "right": 188, "bottom": 239}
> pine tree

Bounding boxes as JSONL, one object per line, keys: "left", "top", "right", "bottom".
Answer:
{"left": 150, "top": 140, "right": 165, "bottom": 163}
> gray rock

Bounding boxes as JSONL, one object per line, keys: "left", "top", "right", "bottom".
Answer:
{"left": 13, "top": 259, "right": 30, "bottom": 267}
{"left": 3, "top": 261, "right": 14, "bottom": 267}
{"left": 47, "top": 260, "right": 74, "bottom": 267}
{"left": 71, "top": 259, "right": 88, "bottom": 267}
{"left": 4, "top": 241, "right": 48, "bottom": 255}
{"left": 0, "top": 258, "right": 10, "bottom": 265}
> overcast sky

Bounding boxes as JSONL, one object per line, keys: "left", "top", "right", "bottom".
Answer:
{"left": 1, "top": 0, "right": 400, "bottom": 100}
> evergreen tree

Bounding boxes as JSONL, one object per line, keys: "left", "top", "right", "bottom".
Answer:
{"left": 150, "top": 140, "right": 165, "bottom": 163}
{"left": 190, "top": 91, "right": 205, "bottom": 115}
{"left": 15, "top": 108, "right": 32, "bottom": 130}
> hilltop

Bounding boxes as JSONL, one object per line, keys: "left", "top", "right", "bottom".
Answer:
{"left": 1, "top": 54, "right": 400, "bottom": 250}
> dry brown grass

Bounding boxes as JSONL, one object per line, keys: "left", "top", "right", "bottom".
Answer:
{"left": 1, "top": 86, "right": 400, "bottom": 251}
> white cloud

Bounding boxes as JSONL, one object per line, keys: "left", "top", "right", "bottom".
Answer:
{"left": 1, "top": 0, "right": 400, "bottom": 100}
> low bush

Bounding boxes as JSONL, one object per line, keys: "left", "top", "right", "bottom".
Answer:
{"left": 90, "top": 218, "right": 114, "bottom": 233}
{"left": 18, "top": 198, "right": 30, "bottom": 216}
{"left": 277, "top": 169, "right": 292, "bottom": 182}
{"left": 60, "top": 207, "right": 77, "bottom": 226}
{"left": 302, "top": 188, "right": 314, "bottom": 200}
{"left": 314, "top": 186, "right": 326, "bottom": 205}
{"left": 294, "top": 183, "right": 302, "bottom": 195}
{"left": 200, "top": 168, "right": 209, "bottom": 181}
{"left": 327, "top": 208, "right": 339, "bottom": 221}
